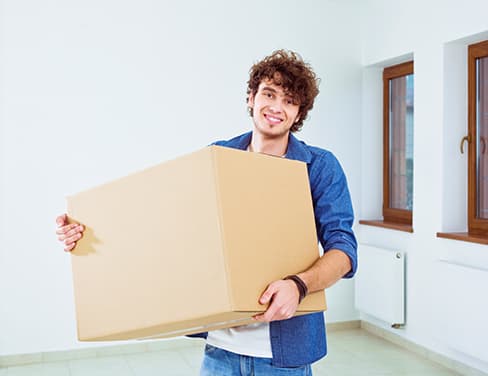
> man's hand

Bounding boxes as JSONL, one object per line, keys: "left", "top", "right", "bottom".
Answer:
{"left": 55, "top": 213, "right": 84, "bottom": 252}
{"left": 253, "top": 279, "right": 300, "bottom": 322}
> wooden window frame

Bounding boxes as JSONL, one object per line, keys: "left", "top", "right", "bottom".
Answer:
{"left": 383, "top": 61, "right": 414, "bottom": 226}
{"left": 468, "top": 40, "right": 488, "bottom": 236}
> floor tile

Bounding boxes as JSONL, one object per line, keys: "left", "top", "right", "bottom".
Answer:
{"left": 69, "top": 356, "right": 133, "bottom": 376}
{"left": 178, "top": 343, "right": 205, "bottom": 370}
{"left": 7, "top": 361, "right": 70, "bottom": 376}
{"left": 125, "top": 349, "right": 193, "bottom": 376}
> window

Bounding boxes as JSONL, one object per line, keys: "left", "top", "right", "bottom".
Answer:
{"left": 437, "top": 39, "right": 488, "bottom": 245}
{"left": 383, "top": 61, "right": 414, "bottom": 226}
{"left": 468, "top": 40, "right": 488, "bottom": 236}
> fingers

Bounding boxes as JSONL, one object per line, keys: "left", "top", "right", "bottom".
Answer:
{"left": 55, "top": 213, "right": 84, "bottom": 253}
{"left": 59, "top": 230, "right": 83, "bottom": 244}
{"left": 56, "top": 224, "right": 84, "bottom": 238}
{"left": 254, "top": 302, "right": 295, "bottom": 322}
{"left": 253, "top": 280, "right": 300, "bottom": 323}
{"left": 64, "top": 242, "right": 77, "bottom": 252}
{"left": 58, "top": 225, "right": 84, "bottom": 251}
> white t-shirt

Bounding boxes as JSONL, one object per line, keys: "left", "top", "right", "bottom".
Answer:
{"left": 206, "top": 322, "right": 273, "bottom": 358}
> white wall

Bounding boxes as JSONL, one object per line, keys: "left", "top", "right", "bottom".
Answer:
{"left": 359, "top": 0, "right": 488, "bottom": 373}
{"left": 0, "top": 0, "right": 362, "bottom": 355}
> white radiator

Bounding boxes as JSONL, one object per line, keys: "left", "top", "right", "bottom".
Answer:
{"left": 354, "top": 244, "right": 405, "bottom": 326}
{"left": 437, "top": 261, "right": 488, "bottom": 362}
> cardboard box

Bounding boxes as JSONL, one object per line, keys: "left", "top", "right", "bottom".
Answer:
{"left": 67, "top": 145, "right": 326, "bottom": 341}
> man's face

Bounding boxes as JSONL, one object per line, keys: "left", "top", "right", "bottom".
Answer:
{"left": 248, "top": 79, "right": 300, "bottom": 139}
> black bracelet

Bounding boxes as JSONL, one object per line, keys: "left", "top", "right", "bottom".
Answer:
{"left": 284, "top": 275, "right": 308, "bottom": 304}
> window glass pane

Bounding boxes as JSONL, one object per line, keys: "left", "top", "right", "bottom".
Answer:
{"left": 477, "top": 56, "right": 488, "bottom": 219}
{"left": 389, "top": 74, "right": 414, "bottom": 210}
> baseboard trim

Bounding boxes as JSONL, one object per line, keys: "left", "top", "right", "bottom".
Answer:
{"left": 0, "top": 337, "right": 202, "bottom": 368}
{"left": 327, "top": 320, "right": 361, "bottom": 331}
{"left": 361, "top": 321, "right": 487, "bottom": 376}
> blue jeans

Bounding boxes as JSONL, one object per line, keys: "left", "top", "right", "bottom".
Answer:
{"left": 200, "top": 344, "right": 313, "bottom": 376}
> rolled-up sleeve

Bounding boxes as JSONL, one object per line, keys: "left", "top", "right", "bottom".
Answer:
{"left": 309, "top": 151, "right": 357, "bottom": 278}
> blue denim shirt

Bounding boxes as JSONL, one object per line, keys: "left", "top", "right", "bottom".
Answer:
{"left": 195, "top": 131, "right": 357, "bottom": 367}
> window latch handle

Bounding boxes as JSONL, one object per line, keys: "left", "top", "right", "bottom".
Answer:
{"left": 460, "top": 135, "right": 471, "bottom": 154}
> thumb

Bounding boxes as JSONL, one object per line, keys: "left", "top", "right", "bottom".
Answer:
{"left": 259, "top": 283, "right": 278, "bottom": 305}
{"left": 56, "top": 213, "right": 67, "bottom": 227}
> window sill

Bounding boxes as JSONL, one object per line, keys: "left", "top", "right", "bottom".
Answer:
{"left": 436, "top": 232, "right": 488, "bottom": 245}
{"left": 359, "top": 219, "right": 413, "bottom": 233}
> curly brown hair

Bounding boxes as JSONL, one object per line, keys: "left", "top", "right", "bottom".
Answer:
{"left": 247, "top": 50, "right": 320, "bottom": 132}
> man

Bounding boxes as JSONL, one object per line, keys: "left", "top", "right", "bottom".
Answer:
{"left": 56, "top": 50, "right": 357, "bottom": 375}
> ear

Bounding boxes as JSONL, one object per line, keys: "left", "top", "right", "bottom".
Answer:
{"left": 295, "top": 115, "right": 300, "bottom": 123}
{"left": 247, "top": 92, "right": 255, "bottom": 108}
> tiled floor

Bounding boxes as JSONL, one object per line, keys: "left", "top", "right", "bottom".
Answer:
{"left": 0, "top": 329, "right": 461, "bottom": 375}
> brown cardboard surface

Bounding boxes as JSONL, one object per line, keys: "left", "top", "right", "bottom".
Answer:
{"left": 67, "top": 146, "right": 326, "bottom": 341}
{"left": 213, "top": 147, "right": 325, "bottom": 312}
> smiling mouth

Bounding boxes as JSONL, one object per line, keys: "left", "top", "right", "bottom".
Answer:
{"left": 264, "top": 114, "right": 283, "bottom": 125}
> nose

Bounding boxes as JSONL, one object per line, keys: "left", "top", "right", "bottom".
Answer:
{"left": 268, "top": 98, "right": 283, "bottom": 113}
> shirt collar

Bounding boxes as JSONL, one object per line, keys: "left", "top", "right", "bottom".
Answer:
{"left": 285, "top": 133, "right": 312, "bottom": 164}
{"left": 227, "top": 131, "right": 312, "bottom": 164}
